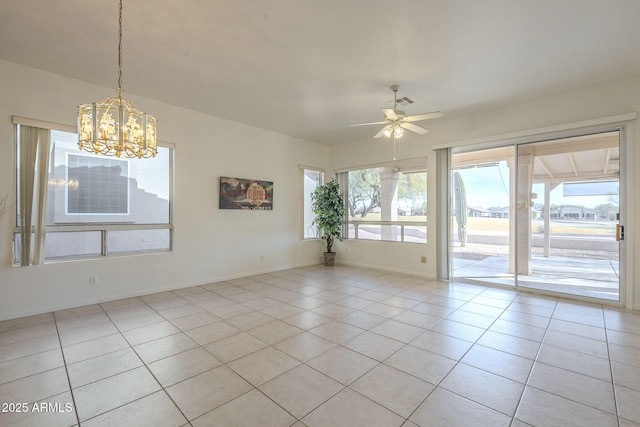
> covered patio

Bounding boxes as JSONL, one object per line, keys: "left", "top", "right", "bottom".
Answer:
{"left": 451, "top": 131, "right": 621, "bottom": 301}
{"left": 452, "top": 251, "right": 619, "bottom": 301}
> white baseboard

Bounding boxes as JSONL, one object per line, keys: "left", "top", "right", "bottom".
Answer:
{"left": 337, "top": 260, "right": 437, "bottom": 280}
{"left": 0, "top": 261, "right": 320, "bottom": 322}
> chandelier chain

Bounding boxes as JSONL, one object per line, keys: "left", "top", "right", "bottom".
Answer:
{"left": 117, "top": 0, "right": 123, "bottom": 100}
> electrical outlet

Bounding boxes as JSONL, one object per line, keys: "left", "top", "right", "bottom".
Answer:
{"left": 420, "top": 256, "right": 427, "bottom": 263}
{"left": 89, "top": 275, "right": 97, "bottom": 285}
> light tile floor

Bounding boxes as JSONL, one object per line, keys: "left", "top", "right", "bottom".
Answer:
{"left": 1, "top": 265, "right": 640, "bottom": 426}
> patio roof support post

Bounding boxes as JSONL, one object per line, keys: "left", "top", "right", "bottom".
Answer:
{"left": 380, "top": 167, "right": 399, "bottom": 241}
{"left": 517, "top": 149, "right": 533, "bottom": 275}
{"left": 508, "top": 158, "right": 516, "bottom": 275}
{"left": 543, "top": 183, "right": 561, "bottom": 257}
{"left": 544, "top": 183, "right": 551, "bottom": 257}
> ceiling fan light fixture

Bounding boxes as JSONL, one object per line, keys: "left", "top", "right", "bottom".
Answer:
{"left": 77, "top": 0, "right": 157, "bottom": 159}
{"left": 350, "top": 85, "right": 443, "bottom": 141}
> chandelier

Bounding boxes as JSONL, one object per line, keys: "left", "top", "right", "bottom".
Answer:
{"left": 78, "top": 0, "right": 157, "bottom": 159}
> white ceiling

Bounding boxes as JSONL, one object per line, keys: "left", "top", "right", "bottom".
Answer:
{"left": 2, "top": 0, "right": 640, "bottom": 145}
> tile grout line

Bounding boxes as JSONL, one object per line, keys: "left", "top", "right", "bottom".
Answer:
{"left": 174, "top": 276, "right": 422, "bottom": 424}
{"left": 330, "top": 282, "right": 543, "bottom": 424}
{"left": 128, "top": 287, "right": 310, "bottom": 425}
{"left": 165, "top": 279, "right": 343, "bottom": 424}
{"left": 293, "top": 276, "right": 437, "bottom": 424}
{"left": 97, "top": 299, "right": 194, "bottom": 426}
{"left": 601, "top": 309, "right": 622, "bottom": 427}
{"left": 398, "top": 286, "right": 529, "bottom": 425}
{"left": 508, "top": 295, "right": 559, "bottom": 425}
{"left": 51, "top": 310, "right": 82, "bottom": 427}
{"left": 7, "top": 268, "right": 635, "bottom": 426}
{"left": 520, "top": 301, "right": 623, "bottom": 422}
{"left": 213, "top": 299, "right": 365, "bottom": 425}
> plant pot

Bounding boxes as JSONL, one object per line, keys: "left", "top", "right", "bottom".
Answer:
{"left": 323, "top": 252, "right": 336, "bottom": 266}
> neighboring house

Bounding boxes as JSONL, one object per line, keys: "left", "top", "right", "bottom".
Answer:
{"left": 489, "top": 207, "right": 510, "bottom": 218}
{"left": 468, "top": 207, "right": 490, "bottom": 217}
{"left": 549, "top": 206, "right": 599, "bottom": 220}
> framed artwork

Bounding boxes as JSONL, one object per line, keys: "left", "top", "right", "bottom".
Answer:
{"left": 219, "top": 176, "right": 273, "bottom": 210}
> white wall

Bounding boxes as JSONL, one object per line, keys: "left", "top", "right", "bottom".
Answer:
{"left": 0, "top": 60, "right": 330, "bottom": 321}
{"left": 1, "top": 59, "right": 638, "bottom": 320}
{"left": 331, "top": 75, "right": 640, "bottom": 310}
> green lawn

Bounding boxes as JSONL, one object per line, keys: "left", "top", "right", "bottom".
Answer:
{"left": 350, "top": 214, "right": 616, "bottom": 235}
{"left": 465, "top": 217, "right": 615, "bottom": 235}
{"left": 349, "top": 213, "right": 426, "bottom": 222}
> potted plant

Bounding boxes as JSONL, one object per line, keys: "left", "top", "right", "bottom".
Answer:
{"left": 311, "top": 179, "right": 345, "bottom": 266}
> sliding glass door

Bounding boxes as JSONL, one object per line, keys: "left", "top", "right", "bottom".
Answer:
{"left": 450, "top": 130, "right": 622, "bottom": 302}
{"left": 516, "top": 132, "right": 620, "bottom": 300}
{"left": 450, "top": 146, "right": 515, "bottom": 287}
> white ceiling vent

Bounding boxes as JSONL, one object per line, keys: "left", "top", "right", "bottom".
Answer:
{"left": 396, "top": 96, "right": 414, "bottom": 106}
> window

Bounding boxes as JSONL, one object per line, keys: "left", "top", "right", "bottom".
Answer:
{"left": 338, "top": 159, "right": 427, "bottom": 243}
{"left": 65, "top": 154, "right": 130, "bottom": 215}
{"left": 14, "top": 122, "right": 173, "bottom": 264}
{"left": 300, "top": 167, "right": 324, "bottom": 239}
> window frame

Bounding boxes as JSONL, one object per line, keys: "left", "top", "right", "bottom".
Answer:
{"left": 12, "top": 116, "right": 174, "bottom": 264}
{"left": 337, "top": 158, "right": 428, "bottom": 245}
{"left": 299, "top": 165, "right": 325, "bottom": 240}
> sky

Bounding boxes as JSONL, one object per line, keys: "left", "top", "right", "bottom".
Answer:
{"left": 52, "top": 130, "right": 170, "bottom": 200}
{"left": 457, "top": 161, "right": 616, "bottom": 210}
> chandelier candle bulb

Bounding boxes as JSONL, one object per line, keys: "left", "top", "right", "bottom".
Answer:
{"left": 78, "top": 94, "right": 157, "bottom": 159}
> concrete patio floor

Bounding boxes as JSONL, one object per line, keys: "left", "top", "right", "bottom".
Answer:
{"left": 452, "top": 254, "right": 620, "bottom": 301}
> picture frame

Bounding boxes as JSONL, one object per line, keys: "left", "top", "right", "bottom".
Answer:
{"left": 219, "top": 176, "right": 273, "bottom": 210}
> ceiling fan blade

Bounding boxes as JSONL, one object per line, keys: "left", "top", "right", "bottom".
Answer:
{"left": 350, "top": 121, "right": 388, "bottom": 127}
{"left": 403, "top": 111, "right": 444, "bottom": 122}
{"left": 374, "top": 125, "right": 392, "bottom": 139}
{"left": 400, "top": 122, "right": 429, "bottom": 135}
{"left": 382, "top": 109, "right": 398, "bottom": 121}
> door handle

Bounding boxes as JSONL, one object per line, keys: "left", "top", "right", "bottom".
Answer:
{"left": 616, "top": 224, "right": 624, "bottom": 241}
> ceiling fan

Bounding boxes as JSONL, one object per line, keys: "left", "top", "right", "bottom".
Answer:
{"left": 351, "top": 85, "right": 443, "bottom": 138}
